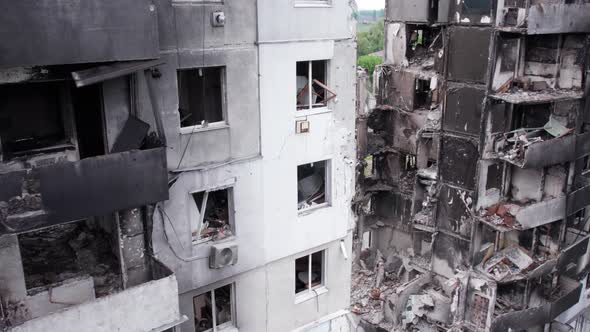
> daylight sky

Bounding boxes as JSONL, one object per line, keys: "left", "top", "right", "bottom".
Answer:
{"left": 356, "top": 0, "right": 385, "bottom": 10}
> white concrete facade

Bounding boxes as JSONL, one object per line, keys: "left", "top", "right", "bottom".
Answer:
{"left": 152, "top": 1, "right": 357, "bottom": 331}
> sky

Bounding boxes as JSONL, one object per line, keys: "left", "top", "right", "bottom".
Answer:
{"left": 356, "top": 0, "right": 384, "bottom": 10}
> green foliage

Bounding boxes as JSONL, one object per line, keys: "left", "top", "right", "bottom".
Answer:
{"left": 357, "top": 55, "right": 382, "bottom": 77}
{"left": 357, "top": 19, "right": 384, "bottom": 57}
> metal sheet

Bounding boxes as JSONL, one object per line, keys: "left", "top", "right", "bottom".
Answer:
{"left": 0, "top": 148, "right": 168, "bottom": 234}
{"left": 71, "top": 60, "right": 164, "bottom": 88}
{"left": 39, "top": 148, "right": 168, "bottom": 223}
{"left": 0, "top": 0, "right": 159, "bottom": 67}
{"left": 111, "top": 116, "right": 151, "bottom": 153}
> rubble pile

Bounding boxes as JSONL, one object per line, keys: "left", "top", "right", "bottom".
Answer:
{"left": 19, "top": 221, "right": 121, "bottom": 297}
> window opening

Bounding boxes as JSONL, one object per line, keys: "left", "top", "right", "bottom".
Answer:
{"left": 72, "top": 83, "right": 106, "bottom": 158}
{"left": 0, "top": 82, "right": 66, "bottom": 159}
{"left": 297, "top": 160, "right": 328, "bottom": 210}
{"left": 177, "top": 67, "right": 225, "bottom": 128}
{"left": 414, "top": 78, "right": 432, "bottom": 109}
{"left": 191, "top": 188, "right": 232, "bottom": 243}
{"left": 296, "top": 60, "right": 336, "bottom": 111}
{"left": 193, "top": 284, "right": 233, "bottom": 332}
{"left": 295, "top": 251, "right": 324, "bottom": 294}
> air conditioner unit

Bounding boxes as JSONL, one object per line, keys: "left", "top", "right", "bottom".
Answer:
{"left": 209, "top": 242, "right": 238, "bottom": 269}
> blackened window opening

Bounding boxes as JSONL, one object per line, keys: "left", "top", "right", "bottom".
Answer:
{"left": 178, "top": 67, "right": 224, "bottom": 128}
{"left": 0, "top": 82, "right": 66, "bottom": 159}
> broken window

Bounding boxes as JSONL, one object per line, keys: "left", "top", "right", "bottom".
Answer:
{"left": 177, "top": 67, "right": 225, "bottom": 128}
{"left": 296, "top": 60, "right": 336, "bottom": 111}
{"left": 414, "top": 78, "right": 433, "bottom": 109}
{"left": 295, "top": 250, "right": 324, "bottom": 294}
{"left": 297, "top": 160, "right": 329, "bottom": 210}
{"left": 0, "top": 82, "right": 67, "bottom": 160}
{"left": 191, "top": 188, "right": 233, "bottom": 243}
{"left": 193, "top": 284, "right": 234, "bottom": 332}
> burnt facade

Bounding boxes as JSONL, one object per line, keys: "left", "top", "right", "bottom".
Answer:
{"left": 354, "top": 1, "right": 590, "bottom": 331}
{"left": 0, "top": 2, "right": 183, "bottom": 331}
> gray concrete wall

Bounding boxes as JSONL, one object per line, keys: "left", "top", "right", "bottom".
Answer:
{"left": 257, "top": 0, "right": 356, "bottom": 42}
{"left": 176, "top": 235, "right": 353, "bottom": 332}
{"left": 153, "top": 0, "right": 261, "bottom": 168}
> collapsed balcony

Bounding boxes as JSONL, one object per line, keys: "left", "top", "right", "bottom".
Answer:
{"left": 492, "top": 118, "right": 574, "bottom": 168}
{"left": 485, "top": 97, "right": 590, "bottom": 168}
{"left": 496, "top": 0, "right": 590, "bottom": 34}
{"left": 491, "top": 276, "right": 583, "bottom": 332}
{"left": 0, "top": 219, "right": 185, "bottom": 331}
{"left": 0, "top": 62, "right": 168, "bottom": 234}
{"left": 384, "top": 23, "right": 444, "bottom": 73}
{"left": 490, "top": 34, "right": 586, "bottom": 104}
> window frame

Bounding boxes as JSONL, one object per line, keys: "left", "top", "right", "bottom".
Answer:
{"left": 296, "top": 60, "right": 334, "bottom": 115}
{"left": 295, "top": 250, "right": 328, "bottom": 303}
{"left": 297, "top": 159, "right": 332, "bottom": 213}
{"left": 193, "top": 283, "right": 236, "bottom": 332}
{"left": 177, "top": 66, "right": 228, "bottom": 135}
{"left": 190, "top": 186, "right": 235, "bottom": 245}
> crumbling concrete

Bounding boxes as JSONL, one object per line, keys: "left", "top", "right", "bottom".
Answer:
{"left": 353, "top": 0, "right": 590, "bottom": 331}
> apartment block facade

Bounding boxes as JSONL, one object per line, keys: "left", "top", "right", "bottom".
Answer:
{"left": 354, "top": 0, "right": 590, "bottom": 331}
{"left": 0, "top": 1, "right": 357, "bottom": 332}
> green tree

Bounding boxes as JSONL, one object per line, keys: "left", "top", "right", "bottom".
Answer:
{"left": 357, "top": 19, "right": 384, "bottom": 57}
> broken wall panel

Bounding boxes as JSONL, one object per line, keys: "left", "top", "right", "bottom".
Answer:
{"left": 432, "top": 232, "right": 471, "bottom": 278}
{"left": 436, "top": 185, "right": 473, "bottom": 238}
{"left": 386, "top": 0, "right": 431, "bottom": 23}
{"left": 0, "top": 148, "right": 168, "bottom": 234}
{"left": 527, "top": 3, "right": 590, "bottom": 34}
{"left": 447, "top": 27, "right": 493, "bottom": 83}
{"left": 443, "top": 84, "right": 485, "bottom": 135}
{"left": 0, "top": 0, "right": 159, "bottom": 67}
{"left": 439, "top": 136, "right": 479, "bottom": 189}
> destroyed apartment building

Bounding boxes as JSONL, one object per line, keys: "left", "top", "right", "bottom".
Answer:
{"left": 0, "top": 1, "right": 357, "bottom": 332}
{"left": 353, "top": 0, "right": 590, "bottom": 331}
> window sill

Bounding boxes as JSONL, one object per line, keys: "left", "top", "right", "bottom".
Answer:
{"left": 294, "top": 2, "right": 332, "bottom": 8}
{"left": 295, "top": 107, "right": 332, "bottom": 118}
{"left": 298, "top": 203, "right": 330, "bottom": 216}
{"left": 295, "top": 286, "right": 328, "bottom": 304}
{"left": 180, "top": 123, "right": 229, "bottom": 135}
{"left": 193, "top": 235, "right": 236, "bottom": 247}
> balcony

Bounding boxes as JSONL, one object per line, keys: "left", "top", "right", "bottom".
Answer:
{"left": 0, "top": 148, "right": 168, "bottom": 235}
{"left": 0, "top": 0, "right": 159, "bottom": 67}
{"left": 491, "top": 277, "right": 582, "bottom": 332}
{"left": 5, "top": 259, "right": 186, "bottom": 332}
{"left": 492, "top": 125, "right": 590, "bottom": 169}
{"left": 479, "top": 196, "right": 566, "bottom": 231}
